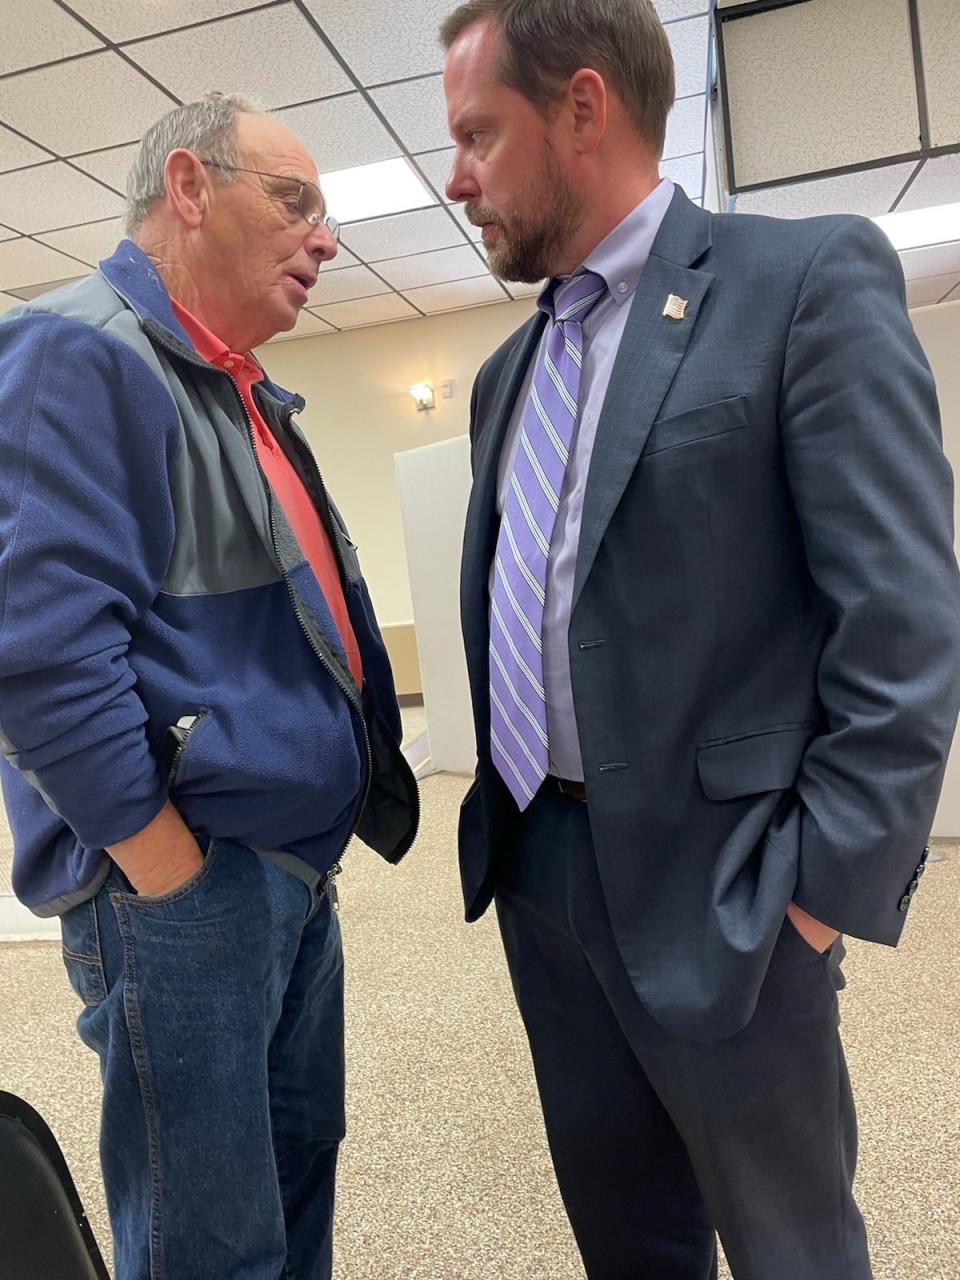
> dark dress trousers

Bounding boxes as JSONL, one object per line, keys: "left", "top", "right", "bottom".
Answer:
{"left": 458, "top": 188, "right": 960, "bottom": 1279}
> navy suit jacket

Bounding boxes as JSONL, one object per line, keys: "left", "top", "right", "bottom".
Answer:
{"left": 458, "top": 186, "right": 960, "bottom": 1040}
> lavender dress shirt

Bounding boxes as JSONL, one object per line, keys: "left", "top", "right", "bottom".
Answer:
{"left": 494, "top": 178, "right": 675, "bottom": 781}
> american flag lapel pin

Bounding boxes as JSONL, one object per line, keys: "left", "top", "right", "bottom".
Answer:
{"left": 663, "top": 294, "right": 688, "bottom": 321}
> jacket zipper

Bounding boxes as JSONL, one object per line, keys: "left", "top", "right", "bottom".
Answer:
{"left": 167, "top": 712, "right": 204, "bottom": 787}
{"left": 284, "top": 402, "right": 420, "bottom": 863}
{"left": 145, "top": 325, "right": 373, "bottom": 856}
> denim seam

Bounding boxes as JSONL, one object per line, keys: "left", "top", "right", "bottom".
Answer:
{"left": 112, "top": 893, "right": 167, "bottom": 1280}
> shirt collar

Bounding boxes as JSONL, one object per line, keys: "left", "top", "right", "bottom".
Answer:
{"left": 169, "top": 297, "right": 262, "bottom": 382}
{"left": 542, "top": 177, "right": 675, "bottom": 311}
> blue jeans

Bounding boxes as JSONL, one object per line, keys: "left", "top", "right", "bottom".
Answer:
{"left": 59, "top": 838, "right": 345, "bottom": 1280}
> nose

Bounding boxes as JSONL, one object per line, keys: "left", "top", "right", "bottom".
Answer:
{"left": 445, "top": 148, "right": 479, "bottom": 204}
{"left": 305, "top": 221, "right": 338, "bottom": 263}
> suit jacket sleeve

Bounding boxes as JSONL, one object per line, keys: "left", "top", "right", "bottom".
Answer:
{"left": 779, "top": 215, "right": 960, "bottom": 944}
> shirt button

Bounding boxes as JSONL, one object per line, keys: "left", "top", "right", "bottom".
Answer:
{"left": 617, "top": 282, "right": 628, "bottom": 295}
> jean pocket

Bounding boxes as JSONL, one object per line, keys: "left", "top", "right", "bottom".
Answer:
{"left": 113, "top": 838, "right": 219, "bottom": 912}
{"left": 60, "top": 897, "right": 107, "bottom": 1007}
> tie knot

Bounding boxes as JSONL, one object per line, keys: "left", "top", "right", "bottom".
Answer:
{"left": 543, "top": 270, "right": 607, "bottom": 327}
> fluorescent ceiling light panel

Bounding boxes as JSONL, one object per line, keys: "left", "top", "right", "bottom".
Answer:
{"left": 319, "top": 158, "right": 436, "bottom": 225}
{"left": 873, "top": 202, "right": 960, "bottom": 251}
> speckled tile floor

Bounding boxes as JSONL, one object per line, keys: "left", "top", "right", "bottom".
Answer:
{"left": 1, "top": 775, "right": 958, "bottom": 1279}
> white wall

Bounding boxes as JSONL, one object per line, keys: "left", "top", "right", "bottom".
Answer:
{"left": 258, "top": 298, "right": 535, "bottom": 626}
{"left": 912, "top": 301, "right": 960, "bottom": 834}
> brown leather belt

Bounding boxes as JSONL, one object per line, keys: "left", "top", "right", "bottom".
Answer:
{"left": 550, "top": 776, "right": 587, "bottom": 802}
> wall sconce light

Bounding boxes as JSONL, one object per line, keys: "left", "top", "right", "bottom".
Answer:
{"left": 408, "top": 383, "right": 435, "bottom": 412}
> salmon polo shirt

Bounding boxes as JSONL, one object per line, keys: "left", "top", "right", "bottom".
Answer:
{"left": 171, "top": 299, "right": 363, "bottom": 686}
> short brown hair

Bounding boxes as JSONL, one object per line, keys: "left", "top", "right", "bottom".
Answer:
{"left": 440, "top": 0, "right": 675, "bottom": 155}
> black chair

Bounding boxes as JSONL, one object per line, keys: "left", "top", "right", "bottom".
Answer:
{"left": 0, "top": 1090, "right": 109, "bottom": 1279}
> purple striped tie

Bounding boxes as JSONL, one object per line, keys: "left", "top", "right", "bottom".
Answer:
{"left": 489, "top": 270, "right": 607, "bottom": 809}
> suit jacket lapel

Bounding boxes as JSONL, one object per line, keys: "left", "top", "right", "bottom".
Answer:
{"left": 572, "top": 190, "right": 715, "bottom": 611}
{"left": 461, "top": 311, "right": 546, "bottom": 659}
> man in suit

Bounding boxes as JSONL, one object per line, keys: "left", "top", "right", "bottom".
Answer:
{"left": 440, "top": 2, "right": 960, "bottom": 1276}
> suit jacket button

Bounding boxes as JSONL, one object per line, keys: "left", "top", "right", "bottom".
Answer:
{"left": 898, "top": 894, "right": 912, "bottom": 912}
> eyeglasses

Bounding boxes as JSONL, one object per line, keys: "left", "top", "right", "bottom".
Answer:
{"left": 199, "top": 160, "right": 340, "bottom": 240}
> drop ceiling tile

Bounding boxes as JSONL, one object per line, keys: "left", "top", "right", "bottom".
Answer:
{"left": 0, "top": 52, "right": 173, "bottom": 153}
{"left": 370, "top": 76, "right": 451, "bottom": 154}
{"left": 735, "top": 162, "right": 917, "bottom": 219}
{"left": 70, "top": 143, "right": 139, "bottom": 192}
{"left": 313, "top": 293, "right": 418, "bottom": 329}
{"left": 449, "top": 205, "right": 482, "bottom": 242}
{"left": 0, "top": 227, "right": 19, "bottom": 242}
{"left": 69, "top": 0, "right": 264, "bottom": 42}
{"left": 403, "top": 276, "right": 507, "bottom": 313}
{"left": 656, "top": 0, "right": 710, "bottom": 17}
{"left": 0, "top": 237, "right": 91, "bottom": 290}
{"left": 0, "top": 292, "right": 22, "bottom": 313}
{"left": 905, "top": 271, "right": 960, "bottom": 308}
{"left": 900, "top": 241, "right": 960, "bottom": 281}
{"left": 341, "top": 207, "right": 465, "bottom": 262}
{"left": 664, "top": 95, "right": 706, "bottom": 161}
{"left": 661, "top": 152, "right": 703, "bottom": 199}
{"left": 308, "top": 265, "right": 391, "bottom": 305}
{"left": 918, "top": 0, "right": 960, "bottom": 148}
{"left": 8, "top": 275, "right": 88, "bottom": 300}
{"left": 896, "top": 155, "right": 960, "bottom": 213}
{"left": 668, "top": 17, "right": 711, "bottom": 100}
{"left": 0, "top": 0, "right": 104, "bottom": 76}
{"left": 505, "top": 281, "right": 546, "bottom": 300}
{"left": 375, "top": 245, "right": 487, "bottom": 291}
{"left": 0, "top": 162, "right": 124, "bottom": 233}
{"left": 322, "top": 244, "right": 360, "bottom": 270}
{"left": 126, "top": 7, "right": 351, "bottom": 107}
{"left": 300, "top": 0, "right": 452, "bottom": 84}
{"left": 272, "top": 308, "right": 336, "bottom": 341}
{"left": 0, "top": 124, "right": 50, "bottom": 174}
{"left": 413, "top": 148, "right": 455, "bottom": 202}
{"left": 722, "top": 0, "right": 919, "bottom": 189}
{"left": 36, "top": 217, "right": 124, "bottom": 265}
{"left": 275, "top": 96, "right": 401, "bottom": 174}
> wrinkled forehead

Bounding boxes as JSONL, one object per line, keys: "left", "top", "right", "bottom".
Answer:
{"left": 234, "top": 112, "right": 320, "bottom": 184}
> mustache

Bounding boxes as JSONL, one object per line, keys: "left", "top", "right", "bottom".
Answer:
{"left": 464, "top": 203, "right": 501, "bottom": 229}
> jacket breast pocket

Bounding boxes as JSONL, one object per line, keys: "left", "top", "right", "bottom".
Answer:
{"left": 696, "top": 722, "right": 819, "bottom": 801}
{"left": 643, "top": 395, "right": 750, "bottom": 458}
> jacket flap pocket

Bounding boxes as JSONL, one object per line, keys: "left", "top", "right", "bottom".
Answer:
{"left": 696, "top": 723, "right": 817, "bottom": 801}
{"left": 643, "top": 395, "right": 749, "bottom": 457}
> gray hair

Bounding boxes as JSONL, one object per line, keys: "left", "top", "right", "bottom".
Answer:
{"left": 124, "top": 91, "right": 265, "bottom": 238}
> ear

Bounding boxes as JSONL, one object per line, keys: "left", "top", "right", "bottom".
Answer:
{"left": 566, "top": 68, "right": 607, "bottom": 154}
{"left": 163, "top": 149, "right": 210, "bottom": 229}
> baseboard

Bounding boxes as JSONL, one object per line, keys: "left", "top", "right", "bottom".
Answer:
{"left": 0, "top": 893, "right": 59, "bottom": 942}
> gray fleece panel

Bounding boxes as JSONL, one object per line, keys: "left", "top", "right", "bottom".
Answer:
{"left": 16, "top": 274, "right": 288, "bottom": 598}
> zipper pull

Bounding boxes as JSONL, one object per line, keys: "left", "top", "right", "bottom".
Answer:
{"left": 325, "top": 861, "right": 342, "bottom": 912}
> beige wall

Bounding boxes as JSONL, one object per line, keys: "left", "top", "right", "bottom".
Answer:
{"left": 258, "top": 297, "right": 536, "bottom": 626}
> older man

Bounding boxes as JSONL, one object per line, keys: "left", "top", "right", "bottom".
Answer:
{"left": 0, "top": 93, "right": 418, "bottom": 1279}
{"left": 443, "top": 1, "right": 960, "bottom": 1277}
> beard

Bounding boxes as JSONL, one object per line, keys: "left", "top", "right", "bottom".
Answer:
{"left": 466, "top": 142, "right": 584, "bottom": 284}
